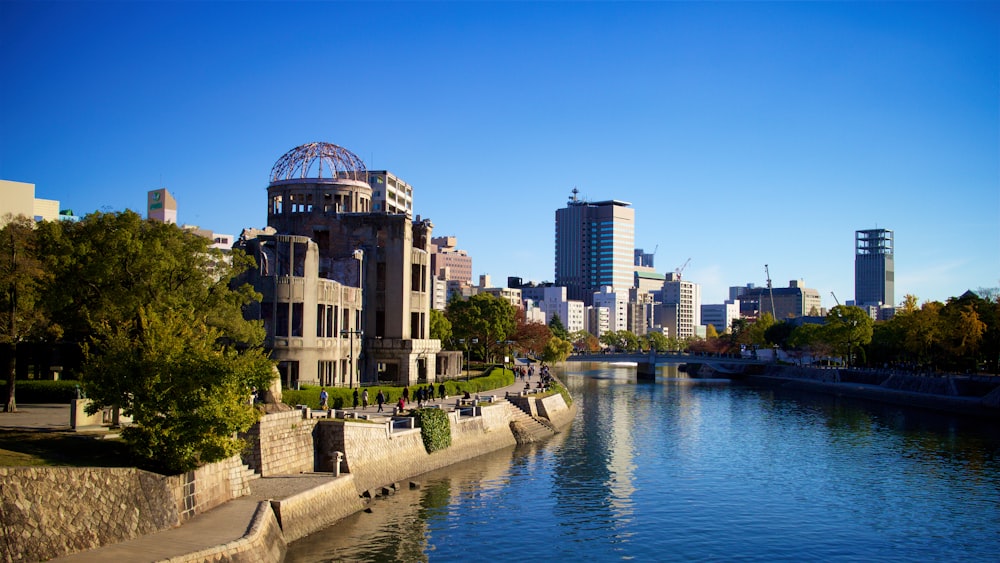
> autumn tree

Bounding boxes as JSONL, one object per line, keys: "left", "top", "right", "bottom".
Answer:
{"left": 569, "top": 329, "right": 600, "bottom": 353}
{"left": 512, "top": 310, "right": 551, "bottom": 358}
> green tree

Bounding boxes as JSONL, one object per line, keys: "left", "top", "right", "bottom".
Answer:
{"left": 37, "top": 212, "right": 275, "bottom": 473}
{"left": 764, "top": 321, "right": 794, "bottom": 348}
{"left": 83, "top": 306, "right": 273, "bottom": 473}
{"left": 743, "top": 313, "right": 775, "bottom": 346}
{"left": 644, "top": 331, "right": 671, "bottom": 353}
{"left": 541, "top": 335, "right": 574, "bottom": 363}
{"left": 430, "top": 309, "right": 452, "bottom": 344}
{"left": 548, "top": 314, "right": 570, "bottom": 340}
{"left": 825, "top": 305, "right": 874, "bottom": 367}
{"left": 446, "top": 293, "right": 516, "bottom": 362}
{"left": 0, "top": 216, "right": 53, "bottom": 413}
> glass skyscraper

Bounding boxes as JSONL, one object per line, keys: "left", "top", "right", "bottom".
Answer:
{"left": 555, "top": 191, "right": 635, "bottom": 306}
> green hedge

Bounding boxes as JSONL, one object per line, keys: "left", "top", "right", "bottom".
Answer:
{"left": 0, "top": 380, "right": 82, "bottom": 403}
{"left": 412, "top": 407, "right": 451, "bottom": 453}
{"left": 280, "top": 369, "right": 516, "bottom": 409}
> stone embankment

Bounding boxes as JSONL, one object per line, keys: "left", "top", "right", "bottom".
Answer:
{"left": 744, "top": 365, "right": 1000, "bottom": 418}
{"left": 2, "top": 387, "right": 574, "bottom": 562}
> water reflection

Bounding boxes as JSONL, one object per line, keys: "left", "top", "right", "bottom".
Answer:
{"left": 287, "top": 365, "right": 1000, "bottom": 562}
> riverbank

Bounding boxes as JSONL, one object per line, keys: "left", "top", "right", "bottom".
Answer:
{"left": 4, "top": 377, "right": 575, "bottom": 562}
{"left": 743, "top": 365, "right": 1000, "bottom": 420}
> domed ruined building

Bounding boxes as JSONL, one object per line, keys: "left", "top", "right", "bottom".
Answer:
{"left": 236, "top": 142, "right": 441, "bottom": 388}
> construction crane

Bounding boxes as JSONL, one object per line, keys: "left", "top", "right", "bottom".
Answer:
{"left": 830, "top": 291, "right": 841, "bottom": 306}
{"left": 764, "top": 264, "right": 776, "bottom": 319}
{"left": 675, "top": 258, "right": 691, "bottom": 280}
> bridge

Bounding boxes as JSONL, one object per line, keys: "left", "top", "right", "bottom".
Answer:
{"left": 565, "top": 351, "right": 768, "bottom": 377}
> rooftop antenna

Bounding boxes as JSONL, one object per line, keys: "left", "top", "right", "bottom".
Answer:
{"left": 570, "top": 187, "right": 579, "bottom": 203}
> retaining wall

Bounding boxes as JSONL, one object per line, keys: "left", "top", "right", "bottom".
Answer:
{"left": 241, "top": 409, "right": 317, "bottom": 476}
{"left": 167, "top": 501, "right": 286, "bottom": 563}
{"left": 165, "top": 455, "right": 255, "bottom": 523}
{"left": 0, "top": 467, "right": 176, "bottom": 563}
{"left": 269, "top": 474, "right": 366, "bottom": 543}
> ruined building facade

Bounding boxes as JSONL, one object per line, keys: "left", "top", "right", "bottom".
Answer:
{"left": 236, "top": 142, "right": 440, "bottom": 388}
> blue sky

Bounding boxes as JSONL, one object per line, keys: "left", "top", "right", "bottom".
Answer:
{"left": 2, "top": 1, "right": 997, "bottom": 306}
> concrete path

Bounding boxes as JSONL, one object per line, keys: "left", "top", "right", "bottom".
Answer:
{"left": 8, "top": 373, "right": 557, "bottom": 562}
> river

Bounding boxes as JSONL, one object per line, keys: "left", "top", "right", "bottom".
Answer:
{"left": 285, "top": 363, "right": 1000, "bottom": 562}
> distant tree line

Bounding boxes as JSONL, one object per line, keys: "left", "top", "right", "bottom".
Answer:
{"left": 432, "top": 285, "right": 1000, "bottom": 376}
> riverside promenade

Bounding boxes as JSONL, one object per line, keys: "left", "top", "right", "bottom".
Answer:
{"left": 5, "top": 376, "right": 551, "bottom": 562}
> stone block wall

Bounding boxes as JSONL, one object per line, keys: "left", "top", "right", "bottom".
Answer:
{"left": 165, "top": 455, "right": 254, "bottom": 523}
{"left": 535, "top": 393, "right": 572, "bottom": 426}
{"left": 169, "top": 501, "right": 286, "bottom": 563}
{"left": 0, "top": 467, "right": 177, "bottom": 562}
{"left": 242, "top": 409, "right": 317, "bottom": 476}
{"left": 311, "top": 404, "right": 521, "bottom": 495}
{"left": 270, "top": 474, "right": 366, "bottom": 543}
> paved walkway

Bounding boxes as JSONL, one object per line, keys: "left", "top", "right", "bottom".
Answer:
{"left": 5, "top": 373, "right": 554, "bottom": 562}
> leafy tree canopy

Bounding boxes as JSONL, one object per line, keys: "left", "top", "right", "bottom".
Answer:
{"left": 12, "top": 211, "right": 275, "bottom": 473}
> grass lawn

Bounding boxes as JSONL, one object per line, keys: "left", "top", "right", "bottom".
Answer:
{"left": 0, "top": 430, "right": 136, "bottom": 468}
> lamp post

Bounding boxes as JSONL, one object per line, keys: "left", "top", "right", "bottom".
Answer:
{"left": 458, "top": 338, "right": 478, "bottom": 381}
{"left": 342, "top": 329, "right": 363, "bottom": 388}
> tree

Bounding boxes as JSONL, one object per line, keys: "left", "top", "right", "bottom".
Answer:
{"left": 825, "top": 305, "right": 874, "bottom": 367}
{"left": 0, "top": 216, "right": 52, "bottom": 413}
{"left": 548, "top": 314, "right": 569, "bottom": 340}
{"left": 644, "top": 331, "right": 671, "bottom": 353}
{"left": 541, "top": 336, "right": 573, "bottom": 364}
{"left": 512, "top": 311, "right": 551, "bottom": 358}
{"left": 430, "top": 309, "right": 452, "bottom": 344}
{"left": 37, "top": 211, "right": 276, "bottom": 473}
{"left": 446, "top": 293, "right": 516, "bottom": 362}
{"left": 569, "top": 329, "right": 600, "bottom": 353}
{"left": 705, "top": 324, "right": 719, "bottom": 339}
{"left": 744, "top": 312, "right": 775, "bottom": 346}
{"left": 764, "top": 321, "right": 794, "bottom": 348}
{"left": 83, "top": 307, "right": 273, "bottom": 473}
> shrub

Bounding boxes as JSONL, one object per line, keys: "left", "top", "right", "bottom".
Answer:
{"left": 0, "top": 380, "right": 83, "bottom": 403}
{"left": 412, "top": 407, "right": 451, "bottom": 453}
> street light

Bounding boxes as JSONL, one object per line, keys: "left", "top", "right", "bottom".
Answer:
{"left": 458, "top": 338, "right": 478, "bottom": 381}
{"left": 341, "top": 329, "right": 363, "bottom": 388}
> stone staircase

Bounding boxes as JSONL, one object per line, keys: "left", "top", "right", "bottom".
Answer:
{"left": 497, "top": 399, "right": 557, "bottom": 444}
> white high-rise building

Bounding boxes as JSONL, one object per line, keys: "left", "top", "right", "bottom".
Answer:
{"left": 593, "top": 286, "right": 629, "bottom": 332}
{"left": 659, "top": 273, "right": 701, "bottom": 340}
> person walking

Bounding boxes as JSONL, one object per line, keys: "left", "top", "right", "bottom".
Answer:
{"left": 362, "top": 388, "right": 369, "bottom": 409}
{"left": 353, "top": 388, "right": 359, "bottom": 409}
{"left": 438, "top": 383, "right": 446, "bottom": 400}
{"left": 376, "top": 389, "right": 385, "bottom": 412}
{"left": 319, "top": 388, "right": 329, "bottom": 410}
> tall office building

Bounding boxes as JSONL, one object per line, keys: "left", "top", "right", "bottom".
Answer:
{"left": 554, "top": 190, "right": 635, "bottom": 305}
{"left": 855, "top": 229, "right": 894, "bottom": 308}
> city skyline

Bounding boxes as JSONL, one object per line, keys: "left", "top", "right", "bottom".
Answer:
{"left": 2, "top": 2, "right": 996, "bottom": 306}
